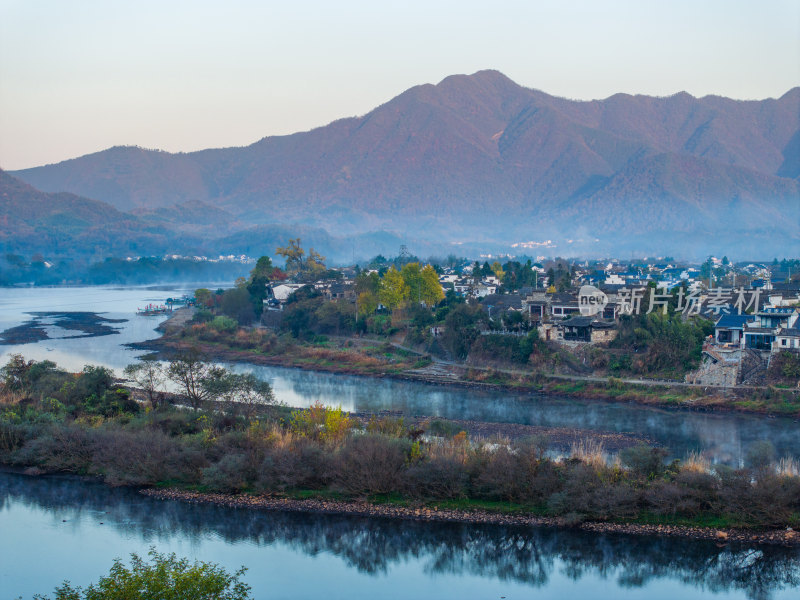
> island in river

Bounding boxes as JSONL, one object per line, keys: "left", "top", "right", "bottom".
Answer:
{"left": 134, "top": 307, "right": 800, "bottom": 417}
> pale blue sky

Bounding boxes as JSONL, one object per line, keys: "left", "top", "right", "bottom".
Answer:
{"left": 1, "top": 0, "right": 798, "bottom": 170}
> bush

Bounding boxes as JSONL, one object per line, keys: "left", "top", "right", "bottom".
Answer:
{"left": 405, "top": 457, "right": 467, "bottom": 499}
{"left": 202, "top": 453, "right": 251, "bottom": 492}
{"left": 83, "top": 388, "right": 140, "bottom": 417}
{"left": 91, "top": 428, "right": 206, "bottom": 486}
{"left": 37, "top": 549, "right": 251, "bottom": 599}
{"left": 193, "top": 308, "right": 214, "bottom": 323}
{"left": 333, "top": 434, "right": 410, "bottom": 495}
{"left": 620, "top": 445, "right": 668, "bottom": 480}
{"left": 210, "top": 316, "right": 238, "bottom": 333}
{"left": 257, "top": 440, "right": 332, "bottom": 491}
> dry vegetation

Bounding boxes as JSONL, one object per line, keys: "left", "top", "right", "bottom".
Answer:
{"left": 2, "top": 355, "right": 800, "bottom": 530}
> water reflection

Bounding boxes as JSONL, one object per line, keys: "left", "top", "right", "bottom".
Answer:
{"left": 1, "top": 286, "right": 798, "bottom": 466}
{"left": 234, "top": 363, "right": 800, "bottom": 464}
{"left": 1, "top": 473, "right": 798, "bottom": 600}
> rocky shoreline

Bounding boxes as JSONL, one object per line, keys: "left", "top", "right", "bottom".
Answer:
{"left": 141, "top": 487, "right": 800, "bottom": 547}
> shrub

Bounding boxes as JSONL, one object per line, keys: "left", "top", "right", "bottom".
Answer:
{"left": 36, "top": 549, "right": 251, "bottom": 600}
{"left": 193, "top": 308, "right": 214, "bottom": 323}
{"left": 620, "top": 445, "right": 668, "bottom": 480}
{"left": 405, "top": 457, "right": 467, "bottom": 499}
{"left": 83, "top": 388, "right": 140, "bottom": 417}
{"left": 333, "top": 434, "right": 410, "bottom": 495}
{"left": 202, "top": 453, "right": 251, "bottom": 492}
{"left": 210, "top": 316, "right": 238, "bottom": 333}
{"left": 257, "top": 440, "right": 332, "bottom": 491}
{"left": 91, "top": 428, "right": 206, "bottom": 486}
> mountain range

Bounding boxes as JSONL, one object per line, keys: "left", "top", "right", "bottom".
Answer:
{"left": 5, "top": 70, "right": 800, "bottom": 259}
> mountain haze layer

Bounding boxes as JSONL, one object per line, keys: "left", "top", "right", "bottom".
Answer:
{"left": 8, "top": 70, "right": 800, "bottom": 257}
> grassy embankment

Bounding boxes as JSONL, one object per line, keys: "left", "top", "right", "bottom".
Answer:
{"left": 4, "top": 355, "right": 800, "bottom": 544}
{"left": 148, "top": 318, "right": 800, "bottom": 416}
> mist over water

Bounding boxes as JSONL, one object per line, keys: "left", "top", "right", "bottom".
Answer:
{"left": 1, "top": 286, "right": 798, "bottom": 466}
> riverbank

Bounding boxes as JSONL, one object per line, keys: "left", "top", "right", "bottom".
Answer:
{"left": 4, "top": 362, "right": 799, "bottom": 548}
{"left": 133, "top": 311, "right": 800, "bottom": 417}
{"left": 141, "top": 487, "right": 800, "bottom": 547}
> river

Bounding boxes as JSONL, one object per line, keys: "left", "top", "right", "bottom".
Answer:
{"left": 1, "top": 285, "right": 799, "bottom": 598}
{"left": 2, "top": 471, "right": 799, "bottom": 600}
{"left": 2, "top": 285, "right": 796, "bottom": 464}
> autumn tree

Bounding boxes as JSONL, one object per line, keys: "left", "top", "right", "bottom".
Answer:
{"left": 400, "top": 262, "right": 423, "bottom": 303}
{"left": 194, "top": 288, "right": 213, "bottom": 308}
{"left": 305, "top": 248, "right": 327, "bottom": 280}
{"left": 420, "top": 264, "right": 444, "bottom": 306}
{"left": 276, "top": 238, "right": 305, "bottom": 275}
{"left": 357, "top": 291, "right": 378, "bottom": 318}
{"left": 276, "top": 239, "right": 327, "bottom": 281}
{"left": 379, "top": 266, "right": 409, "bottom": 310}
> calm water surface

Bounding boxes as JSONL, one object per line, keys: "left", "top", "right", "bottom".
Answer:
{"left": 1, "top": 285, "right": 798, "bottom": 464}
{"left": 1, "top": 472, "right": 798, "bottom": 600}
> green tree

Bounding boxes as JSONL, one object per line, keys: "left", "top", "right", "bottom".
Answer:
{"left": 220, "top": 287, "right": 256, "bottom": 325}
{"left": 400, "top": 262, "right": 423, "bottom": 303}
{"left": 357, "top": 291, "right": 378, "bottom": 318}
{"left": 37, "top": 549, "right": 250, "bottom": 600}
{"left": 246, "top": 256, "right": 273, "bottom": 316}
{"left": 202, "top": 371, "right": 275, "bottom": 420}
{"left": 354, "top": 271, "right": 381, "bottom": 295}
{"left": 442, "top": 304, "right": 485, "bottom": 359}
{"left": 166, "top": 349, "right": 220, "bottom": 411}
{"left": 0, "top": 353, "right": 33, "bottom": 391}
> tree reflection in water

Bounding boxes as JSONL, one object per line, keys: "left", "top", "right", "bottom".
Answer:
{"left": 2, "top": 472, "right": 798, "bottom": 599}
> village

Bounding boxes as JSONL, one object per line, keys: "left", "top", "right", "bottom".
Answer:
{"left": 246, "top": 250, "right": 800, "bottom": 389}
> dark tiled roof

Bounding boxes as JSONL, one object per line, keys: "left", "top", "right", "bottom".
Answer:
{"left": 771, "top": 282, "right": 800, "bottom": 292}
{"left": 560, "top": 316, "right": 616, "bottom": 328}
{"left": 480, "top": 294, "right": 524, "bottom": 310}
{"left": 550, "top": 292, "right": 578, "bottom": 305}
{"left": 715, "top": 314, "right": 756, "bottom": 329}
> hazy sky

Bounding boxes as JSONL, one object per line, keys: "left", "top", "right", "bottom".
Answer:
{"left": 1, "top": 0, "right": 798, "bottom": 170}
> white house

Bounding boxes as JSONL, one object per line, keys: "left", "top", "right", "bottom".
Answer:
{"left": 269, "top": 283, "right": 306, "bottom": 303}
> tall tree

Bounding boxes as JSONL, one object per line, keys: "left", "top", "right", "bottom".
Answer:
{"left": 379, "top": 266, "right": 409, "bottom": 310}
{"left": 276, "top": 238, "right": 305, "bottom": 275}
{"left": 420, "top": 264, "right": 445, "bottom": 306}
{"left": 400, "top": 262, "right": 423, "bottom": 303}
{"left": 166, "top": 349, "right": 220, "bottom": 411}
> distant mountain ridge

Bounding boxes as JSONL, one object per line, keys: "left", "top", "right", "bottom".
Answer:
{"left": 7, "top": 70, "right": 800, "bottom": 257}
{"left": 0, "top": 170, "right": 432, "bottom": 263}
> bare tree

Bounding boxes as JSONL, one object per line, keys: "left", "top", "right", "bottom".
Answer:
{"left": 166, "top": 348, "right": 219, "bottom": 411}
{"left": 204, "top": 371, "right": 275, "bottom": 419}
{"left": 124, "top": 358, "right": 166, "bottom": 409}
